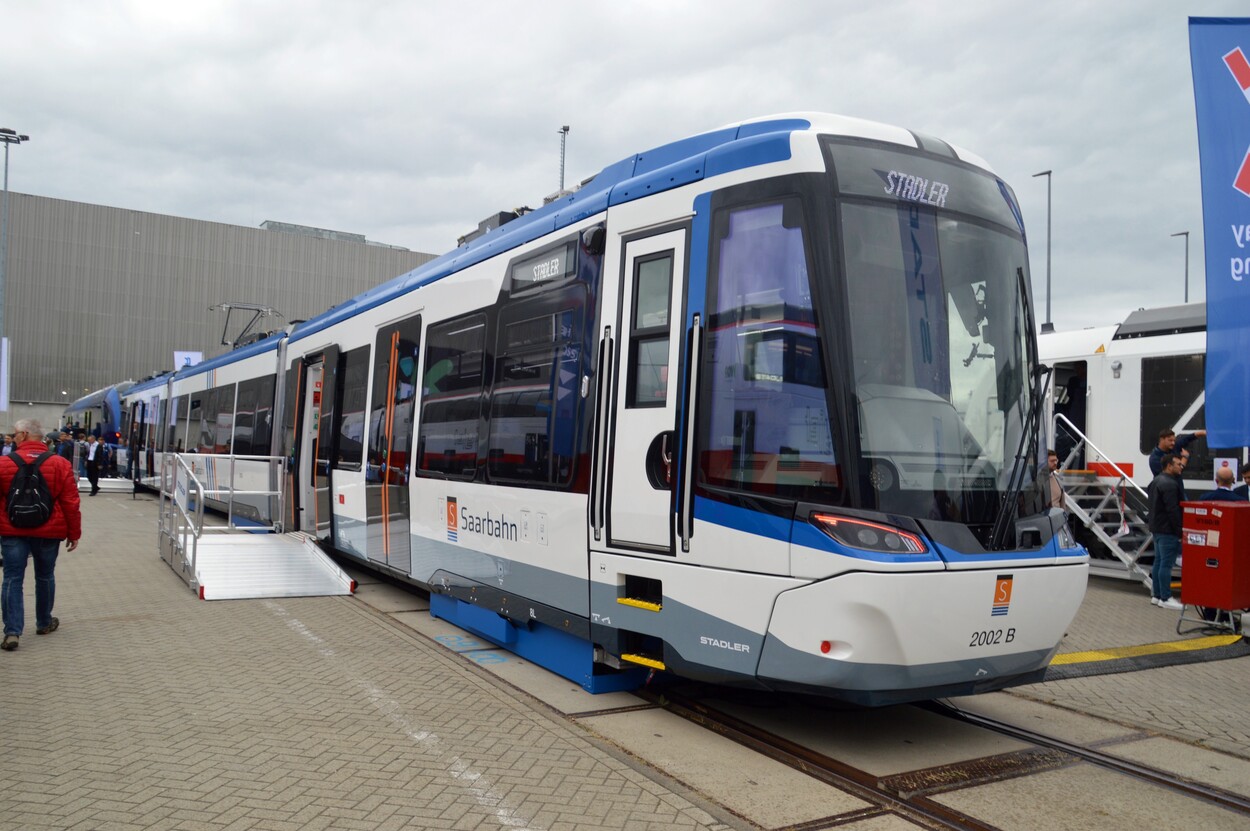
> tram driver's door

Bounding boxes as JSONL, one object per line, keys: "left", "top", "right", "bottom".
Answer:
{"left": 606, "top": 227, "right": 687, "bottom": 554}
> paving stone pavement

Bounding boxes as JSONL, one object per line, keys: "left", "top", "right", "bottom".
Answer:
{"left": 0, "top": 493, "right": 737, "bottom": 831}
{"left": 1009, "top": 572, "right": 1250, "bottom": 759}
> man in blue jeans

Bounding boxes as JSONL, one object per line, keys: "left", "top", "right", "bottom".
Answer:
{"left": 1147, "top": 453, "right": 1184, "bottom": 611}
{"left": 1, "top": 418, "right": 82, "bottom": 651}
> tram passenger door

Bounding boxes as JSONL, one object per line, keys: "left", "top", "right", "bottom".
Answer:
{"left": 364, "top": 316, "right": 421, "bottom": 573}
{"left": 605, "top": 228, "right": 687, "bottom": 553}
{"left": 293, "top": 352, "right": 340, "bottom": 540}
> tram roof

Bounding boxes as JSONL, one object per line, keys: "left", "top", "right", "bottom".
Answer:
{"left": 1112, "top": 303, "right": 1206, "bottom": 339}
{"left": 64, "top": 380, "right": 134, "bottom": 414}
{"left": 287, "top": 113, "right": 948, "bottom": 346}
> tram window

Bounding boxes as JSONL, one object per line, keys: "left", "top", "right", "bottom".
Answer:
{"left": 154, "top": 396, "right": 169, "bottom": 452}
{"left": 196, "top": 389, "right": 215, "bottom": 453}
{"left": 487, "top": 308, "right": 582, "bottom": 486}
{"left": 628, "top": 253, "right": 673, "bottom": 407}
{"left": 700, "top": 199, "right": 838, "bottom": 497}
{"left": 188, "top": 395, "right": 204, "bottom": 453}
{"left": 370, "top": 317, "right": 422, "bottom": 486}
{"left": 213, "top": 385, "right": 236, "bottom": 454}
{"left": 251, "top": 375, "right": 276, "bottom": 456}
{"left": 174, "top": 394, "right": 191, "bottom": 454}
{"left": 418, "top": 317, "right": 486, "bottom": 478}
{"left": 335, "top": 347, "right": 369, "bottom": 470}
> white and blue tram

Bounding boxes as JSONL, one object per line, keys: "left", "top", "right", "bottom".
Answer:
{"left": 120, "top": 113, "right": 1088, "bottom": 705}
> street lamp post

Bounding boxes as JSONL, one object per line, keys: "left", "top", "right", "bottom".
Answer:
{"left": 1171, "top": 231, "right": 1190, "bottom": 303}
{"left": 1, "top": 127, "right": 31, "bottom": 353}
{"left": 558, "top": 125, "right": 570, "bottom": 192}
{"left": 1032, "top": 170, "right": 1053, "bottom": 332}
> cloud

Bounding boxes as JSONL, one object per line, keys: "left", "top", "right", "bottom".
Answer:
{"left": 1, "top": 0, "right": 1242, "bottom": 331}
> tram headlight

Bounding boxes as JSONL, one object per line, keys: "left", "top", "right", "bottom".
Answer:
{"left": 811, "top": 514, "right": 927, "bottom": 554}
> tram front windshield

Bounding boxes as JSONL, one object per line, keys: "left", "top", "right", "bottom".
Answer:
{"left": 831, "top": 141, "right": 1034, "bottom": 532}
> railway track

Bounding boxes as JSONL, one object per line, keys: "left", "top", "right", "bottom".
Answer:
{"left": 635, "top": 683, "right": 1250, "bottom": 831}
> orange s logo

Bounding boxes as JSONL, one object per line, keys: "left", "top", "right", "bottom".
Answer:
{"left": 992, "top": 574, "right": 1012, "bottom": 617}
{"left": 446, "top": 497, "right": 458, "bottom": 541}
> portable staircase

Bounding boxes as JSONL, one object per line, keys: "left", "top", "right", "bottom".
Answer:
{"left": 1054, "top": 415, "right": 1154, "bottom": 587}
{"left": 157, "top": 453, "right": 355, "bottom": 600}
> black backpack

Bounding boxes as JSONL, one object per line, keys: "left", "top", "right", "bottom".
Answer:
{"left": 7, "top": 450, "right": 56, "bottom": 528}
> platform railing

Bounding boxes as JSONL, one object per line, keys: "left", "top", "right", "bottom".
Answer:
{"left": 1053, "top": 413, "right": 1154, "bottom": 586}
{"left": 157, "top": 453, "right": 287, "bottom": 588}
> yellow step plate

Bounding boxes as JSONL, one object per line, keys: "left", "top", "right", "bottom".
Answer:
{"left": 620, "top": 653, "right": 666, "bottom": 670}
{"left": 616, "top": 597, "right": 662, "bottom": 612}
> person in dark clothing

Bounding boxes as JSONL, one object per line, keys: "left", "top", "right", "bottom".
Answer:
{"left": 1199, "top": 466, "right": 1248, "bottom": 502}
{"left": 1234, "top": 463, "right": 1250, "bottom": 500}
{"left": 1148, "top": 428, "right": 1206, "bottom": 477}
{"left": 84, "top": 435, "right": 102, "bottom": 496}
{"left": 55, "top": 432, "right": 74, "bottom": 461}
{"left": 1147, "top": 453, "right": 1185, "bottom": 610}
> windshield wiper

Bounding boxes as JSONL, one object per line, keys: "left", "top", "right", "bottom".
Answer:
{"left": 988, "top": 267, "right": 1051, "bottom": 551}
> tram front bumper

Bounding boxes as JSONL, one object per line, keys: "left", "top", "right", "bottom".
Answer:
{"left": 756, "top": 562, "right": 1088, "bottom": 704}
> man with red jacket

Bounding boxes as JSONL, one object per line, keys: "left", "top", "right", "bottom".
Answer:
{"left": 1, "top": 419, "right": 82, "bottom": 651}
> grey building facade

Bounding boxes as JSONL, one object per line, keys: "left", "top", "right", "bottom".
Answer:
{"left": 1, "top": 192, "right": 435, "bottom": 426}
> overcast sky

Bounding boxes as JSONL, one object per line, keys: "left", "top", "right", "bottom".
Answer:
{"left": 2, "top": 1, "right": 1244, "bottom": 332}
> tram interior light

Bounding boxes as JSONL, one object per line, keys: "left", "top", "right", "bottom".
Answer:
{"left": 811, "top": 513, "right": 927, "bottom": 554}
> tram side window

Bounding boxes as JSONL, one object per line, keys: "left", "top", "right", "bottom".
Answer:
{"left": 196, "top": 389, "right": 215, "bottom": 453}
{"left": 487, "top": 306, "right": 583, "bottom": 486}
{"left": 233, "top": 379, "right": 258, "bottom": 456}
{"left": 214, "top": 385, "right": 236, "bottom": 454}
{"left": 335, "top": 347, "right": 370, "bottom": 470}
{"left": 189, "top": 395, "right": 204, "bottom": 453}
{"left": 173, "top": 394, "right": 191, "bottom": 454}
{"left": 251, "top": 375, "right": 276, "bottom": 456}
{"left": 164, "top": 396, "right": 180, "bottom": 452}
{"left": 628, "top": 254, "right": 673, "bottom": 407}
{"left": 418, "top": 317, "right": 486, "bottom": 479}
{"left": 155, "top": 396, "right": 169, "bottom": 452}
{"left": 699, "top": 199, "right": 838, "bottom": 497}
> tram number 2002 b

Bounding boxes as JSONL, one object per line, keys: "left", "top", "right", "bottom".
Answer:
{"left": 969, "top": 628, "right": 1016, "bottom": 648}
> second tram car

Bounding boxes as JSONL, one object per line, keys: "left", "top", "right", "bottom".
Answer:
{"left": 120, "top": 113, "right": 1088, "bottom": 705}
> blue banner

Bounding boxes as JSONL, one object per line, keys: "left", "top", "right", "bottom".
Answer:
{"left": 1191, "top": 17, "right": 1250, "bottom": 447}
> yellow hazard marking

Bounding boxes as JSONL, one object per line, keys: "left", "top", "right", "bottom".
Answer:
{"left": 1050, "top": 634, "right": 1242, "bottom": 665}
{"left": 620, "top": 653, "right": 666, "bottom": 670}
{"left": 616, "top": 597, "right": 662, "bottom": 612}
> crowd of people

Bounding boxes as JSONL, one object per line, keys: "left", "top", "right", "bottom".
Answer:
{"left": 0, "top": 426, "right": 128, "bottom": 497}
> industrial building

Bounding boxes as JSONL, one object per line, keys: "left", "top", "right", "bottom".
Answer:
{"left": 0, "top": 192, "right": 435, "bottom": 428}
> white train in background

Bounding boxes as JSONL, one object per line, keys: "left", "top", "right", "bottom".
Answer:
{"left": 108, "top": 113, "right": 1087, "bottom": 706}
{"left": 1039, "top": 303, "right": 1243, "bottom": 491}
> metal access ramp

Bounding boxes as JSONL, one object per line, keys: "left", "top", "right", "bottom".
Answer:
{"left": 158, "top": 453, "right": 355, "bottom": 601}
{"left": 1055, "top": 414, "right": 1154, "bottom": 587}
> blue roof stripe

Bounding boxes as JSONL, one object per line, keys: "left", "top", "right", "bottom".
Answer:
{"left": 288, "top": 117, "right": 810, "bottom": 345}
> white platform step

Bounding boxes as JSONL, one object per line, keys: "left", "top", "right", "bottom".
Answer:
{"left": 190, "top": 532, "right": 356, "bottom": 601}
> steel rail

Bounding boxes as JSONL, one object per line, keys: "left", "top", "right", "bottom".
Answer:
{"left": 923, "top": 700, "right": 1250, "bottom": 817}
{"left": 637, "top": 688, "right": 1005, "bottom": 831}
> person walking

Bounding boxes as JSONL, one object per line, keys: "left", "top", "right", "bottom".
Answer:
{"left": 0, "top": 418, "right": 82, "bottom": 651}
{"left": 1147, "top": 453, "right": 1184, "bottom": 611}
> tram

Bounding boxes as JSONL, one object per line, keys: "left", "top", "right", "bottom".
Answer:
{"left": 118, "top": 113, "right": 1088, "bottom": 705}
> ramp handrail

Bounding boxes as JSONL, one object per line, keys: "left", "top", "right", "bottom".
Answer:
{"left": 1053, "top": 413, "right": 1154, "bottom": 587}
{"left": 157, "top": 452, "right": 288, "bottom": 589}
{"left": 1053, "top": 413, "right": 1150, "bottom": 502}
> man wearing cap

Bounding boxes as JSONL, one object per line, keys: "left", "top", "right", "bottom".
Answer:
{"left": 0, "top": 418, "right": 82, "bottom": 651}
